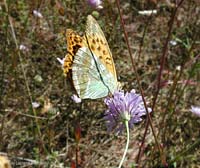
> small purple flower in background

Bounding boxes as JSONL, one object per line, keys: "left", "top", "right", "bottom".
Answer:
{"left": 87, "top": 0, "right": 103, "bottom": 9}
{"left": 190, "top": 106, "right": 200, "bottom": 117}
{"left": 71, "top": 94, "right": 82, "bottom": 103}
{"left": 104, "top": 89, "right": 151, "bottom": 134}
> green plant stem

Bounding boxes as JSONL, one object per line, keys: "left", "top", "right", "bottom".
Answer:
{"left": 118, "top": 120, "right": 129, "bottom": 168}
{"left": 4, "top": 0, "right": 41, "bottom": 135}
{"left": 3, "top": 0, "right": 48, "bottom": 154}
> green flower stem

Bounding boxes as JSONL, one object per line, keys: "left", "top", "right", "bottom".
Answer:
{"left": 118, "top": 120, "right": 130, "bottom": 168}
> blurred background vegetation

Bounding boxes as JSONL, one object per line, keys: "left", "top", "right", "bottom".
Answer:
{"left": 0, "top": 0, "right": 199, "bottom": 167}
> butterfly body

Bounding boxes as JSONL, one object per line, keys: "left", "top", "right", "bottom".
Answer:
{"left": 63, "top": 15, "right": 119, "bottom": 99}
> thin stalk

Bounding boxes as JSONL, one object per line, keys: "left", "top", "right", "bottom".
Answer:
{"left": 136, "top": 0, "right": 185, "bottom": 166}
{"left": 152, "top": 0, "right": 185, "bottom": 113}
{"left": 166, "top": 55, "right": 200, "bottom": 137}
{"left": 158, "top": 67, "right": 181, "bottom": 140}
{"left": 3, "top": 0, "right": 47, "bottom": 154}
{"left": 137, "top": 9, "right": 155, "bottom": 63}
{"left": 0, "top": 2, "right": 9, "bottom": 144}
{"left": 118, "top": 120, "right": 129, "bottom": 168}
{"left": 161, "top": 38, "right": 199, "bottom": 142}
{"left": 115, "top": 0, "right": 165, "bottom": 166}
{"left": 4, "top": 0, "right": 41, "bottom": 136}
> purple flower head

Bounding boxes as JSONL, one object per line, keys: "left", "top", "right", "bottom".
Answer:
{"left": 104, "top": 90, "right": 151, "bottom": 134}
{"left": 87, "top": 0, "right": 103, "bottom": 9}
{"left": 190, "top": 106, "right": 200, "bottom": 117}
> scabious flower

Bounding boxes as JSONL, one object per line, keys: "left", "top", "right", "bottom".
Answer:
{"left": 104, "top": 89, "right": 151, "bottom": 134}
{"left": 87, "top": 0, "right": 103, "bottom": 9}
{"left": 190, "top": 106, "right": 200, "bottom": 117}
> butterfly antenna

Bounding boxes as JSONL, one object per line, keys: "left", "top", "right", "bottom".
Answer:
{"left": 84, "top": 33, "right": 112, "bottom": 95}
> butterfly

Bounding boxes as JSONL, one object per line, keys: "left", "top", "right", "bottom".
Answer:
{"left": 62, "top": 15, "right": 119, "bottom": 99}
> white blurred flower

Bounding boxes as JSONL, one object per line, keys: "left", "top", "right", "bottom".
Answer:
{"left": 170, "top": 40, "right": 177, "bottom": 46}
{"left": 138, "top": 10, "right": 157, "bottom": 16}
{"left": 176, "top": 65, "right": 181, "bottom": 71}
{"left": 190, "top": 106, "right": 200, "bottom": 117}
{"left": 19, "top": 44, "right": 29, "bottom": 52}
{"left": 71, "top": 94, "right": 82, "bottom": 103}
{"left": 33, "top": 10, "right": 43, "bottom": 18}
{"left": 34, "top": 74, "right": 43, "bottom": 83}
{"left": 32, "top": 102, "right": 40, "bottom": 108}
